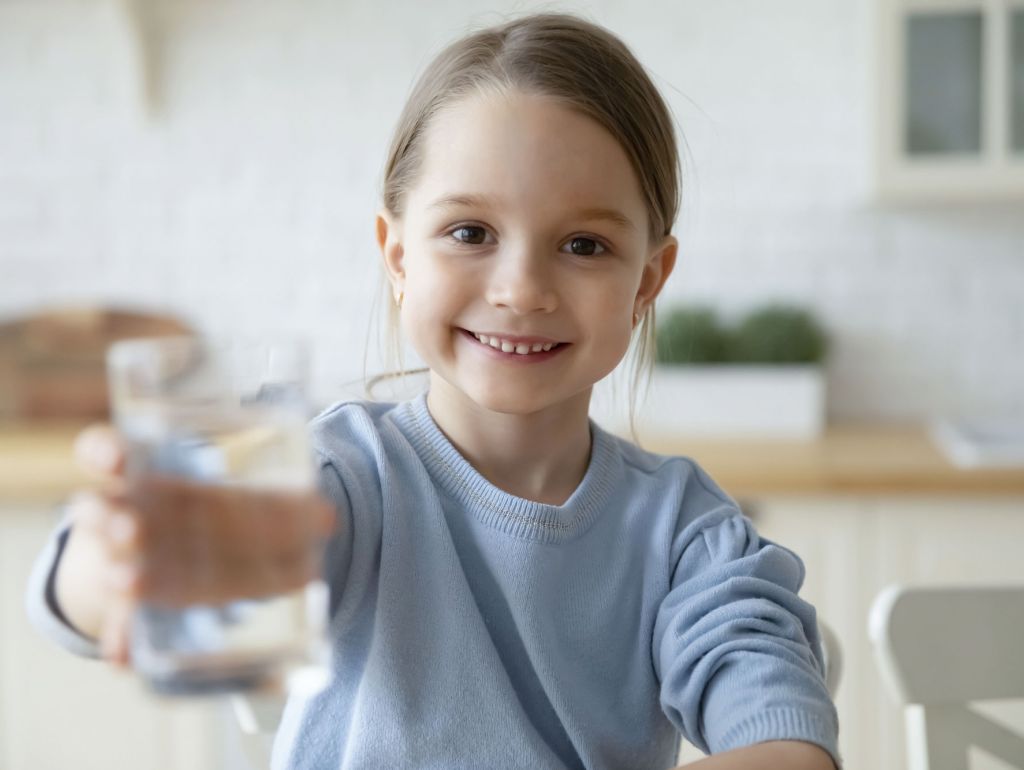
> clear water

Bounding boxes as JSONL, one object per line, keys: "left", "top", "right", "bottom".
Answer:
{"left": 119, "top": 403, "right": 328, "bottom": 695}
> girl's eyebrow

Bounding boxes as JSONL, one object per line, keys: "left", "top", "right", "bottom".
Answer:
{"left": 428, "top": 193, "right": 637, "bottom": 233}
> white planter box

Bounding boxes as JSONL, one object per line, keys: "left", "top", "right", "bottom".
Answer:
{"left": 591, "top": 365, "right": 825, "bottom": 439}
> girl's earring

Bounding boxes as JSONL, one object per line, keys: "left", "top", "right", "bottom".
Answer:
{"left": 632, "top": 311, "right": 641, "bottom": 328}
{"left": 395, "top": 290, "right": 404, "bottom": 308}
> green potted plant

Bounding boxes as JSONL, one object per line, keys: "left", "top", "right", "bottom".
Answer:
{"left": 624, "top": 303, "right": 827, "bottom": 438}
{"left": 724, "top": 305, "right": 827, "bottom": 366}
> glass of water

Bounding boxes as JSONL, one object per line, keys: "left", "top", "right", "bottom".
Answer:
{"left": 106, "top": 334, "right": 330, "bottom": 697}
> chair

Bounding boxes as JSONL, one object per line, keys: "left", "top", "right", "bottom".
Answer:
{"left": 869, "top": 584, "right": 1024, "bottom": 770}
{"left": 819, "top": 618, "right": 843, "bottom": 699}
{"left": 231, "top": 692, "right": 283, "bottom": 767}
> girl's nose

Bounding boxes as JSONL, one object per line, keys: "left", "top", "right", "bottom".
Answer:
{"left": 484, "top": 250, "right": 558, "bottom": 315}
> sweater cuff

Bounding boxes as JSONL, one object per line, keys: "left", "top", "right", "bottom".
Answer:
{"left": 717, "top": 708, "right": 842, "bottom": 769}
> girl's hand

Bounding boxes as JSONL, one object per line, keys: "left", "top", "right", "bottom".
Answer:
{"left": 60, "top": 424, "right": 335, "bottom": 668}
{"left": 62, "top": 424, "right": 135, "bottom": 666}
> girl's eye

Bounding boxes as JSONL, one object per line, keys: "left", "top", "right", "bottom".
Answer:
{"left": 563, "top": 237, "right": 607, "bottom": 257}
{"left": 446, "top": 226, "right": 607, "bottom": 256}
{"left": 449, "top": 225, "right": 489, "bottom": 245}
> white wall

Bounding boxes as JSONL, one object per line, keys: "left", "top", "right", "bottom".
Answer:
{"left": 2, "top": 0, "right": 1022, "bottom": 420}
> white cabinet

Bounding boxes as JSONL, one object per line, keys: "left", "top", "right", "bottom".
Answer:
{"left": 0, "top": 503, "right": 232, "bottom": 770}
{"left": 873, "top": 0, "right": 1024, "bottom": 201}
{"left": 751, "top": 495, "right": 1024, "bottom": 770}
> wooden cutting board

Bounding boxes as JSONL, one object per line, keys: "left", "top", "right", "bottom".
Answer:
{"left": 0, "top": 306, "right": 192, "bottom": 421}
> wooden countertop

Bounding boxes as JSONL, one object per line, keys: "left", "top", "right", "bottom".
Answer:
{"left": 638, "top": 425, "right": 1024, "bottom": 497}
{"left": 2, "top": 421, "right": 1023, "bottom": 505}
{"left": 0, "top": 421, "right": 95, "bottom": 505}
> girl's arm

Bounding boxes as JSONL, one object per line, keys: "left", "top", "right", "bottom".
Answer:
{"left": 652, "top": 490, "right": 840, "bottom": 767}
{"left": 673, "top": 740, "right": 837, "bottom": 770}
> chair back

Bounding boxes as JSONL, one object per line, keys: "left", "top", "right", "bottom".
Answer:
{"left": 819, "top": 619, "right": 843, "bottom": 699}
{"left": 869, "top": 584, "right": 1024, "bottom": 770}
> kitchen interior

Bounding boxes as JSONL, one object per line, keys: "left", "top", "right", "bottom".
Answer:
{"left": 1, "top": 1, "right": 1023, "bottom": 769}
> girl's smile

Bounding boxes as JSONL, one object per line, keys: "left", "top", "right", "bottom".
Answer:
{"left": 457, "top": 327, "right": 571, "bottom": 364}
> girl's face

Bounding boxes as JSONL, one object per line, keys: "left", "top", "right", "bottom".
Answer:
{"left": 378, "top": 89, "right": 677, "bottom": 418}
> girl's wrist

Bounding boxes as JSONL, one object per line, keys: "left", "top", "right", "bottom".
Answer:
{"left": 53, "top": 523, "right": 109, "bottom": 643}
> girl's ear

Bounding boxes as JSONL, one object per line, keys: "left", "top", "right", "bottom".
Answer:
{"left": 634, "top": 235, "right": 678, "bottom": 314}
{"left": 376, "top": 209, "right": 405, "bottom": 293}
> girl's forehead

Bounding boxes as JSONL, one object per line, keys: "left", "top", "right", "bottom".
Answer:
{"left": 407, "top": 90, "right": 648, "bottom": 228}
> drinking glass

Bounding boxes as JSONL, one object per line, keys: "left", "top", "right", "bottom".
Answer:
{"left": 106, "top": 334, "right": 330, "bottom": 696}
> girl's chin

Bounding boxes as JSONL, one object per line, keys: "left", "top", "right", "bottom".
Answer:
{"left": 464, "top": 385, "right": 593, "bottom": 415}
{"left": 455, "top": 387, "right": 551, "bottom": 413}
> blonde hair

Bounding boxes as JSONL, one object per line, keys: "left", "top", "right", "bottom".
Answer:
{"left": 364, "top": 12, "right": 681, "bottom": 442}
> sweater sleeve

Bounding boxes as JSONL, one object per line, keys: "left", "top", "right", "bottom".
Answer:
{"left": 651, "top": 477, "right": 840, "bottom": 766}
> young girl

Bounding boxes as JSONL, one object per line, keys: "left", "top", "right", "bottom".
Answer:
{"left": 27, "top": 12, "right": 840, "bottom": 770}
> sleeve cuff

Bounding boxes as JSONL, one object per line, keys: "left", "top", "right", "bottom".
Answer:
{"left": 717, "top": 707, "right": 842, "bottom": 769}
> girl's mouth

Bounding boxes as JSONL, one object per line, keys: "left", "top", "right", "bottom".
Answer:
{"left": 458, "top": 328, "right": 569, "bottom": 363}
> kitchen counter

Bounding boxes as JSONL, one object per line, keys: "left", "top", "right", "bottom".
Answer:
{"left": 638, "top": 424, "right": 1024, "bottom": 497}
{"left": 0, "top": 421, "right": 94, "bottom": 504}
{"left": 2, "top": 421, "right": 1024, "bottom": 506}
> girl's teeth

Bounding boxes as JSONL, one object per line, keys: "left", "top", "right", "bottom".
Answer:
{"left": 473, "top": 332, "right": 557, "bottom": 355}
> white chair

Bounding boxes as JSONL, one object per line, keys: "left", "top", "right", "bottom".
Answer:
{"left": 231, "top": 692, "right": 283, "bottom": 768}
{"left": 819, "top": 619, "right": 843, "bottom": 699}
{"left": 869, "top": 584, "right": 1024, "bottom": 770}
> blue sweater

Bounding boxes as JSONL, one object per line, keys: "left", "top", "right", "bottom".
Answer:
{"left": 278, "top": 394, "right": 839, "bottom": 768}
{"left": 27, "top": 392, "right": 840, "bottom": 769}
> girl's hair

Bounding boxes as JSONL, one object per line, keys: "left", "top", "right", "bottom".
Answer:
{"left": 364, "top": 11, "right": 681, "bottom": 442}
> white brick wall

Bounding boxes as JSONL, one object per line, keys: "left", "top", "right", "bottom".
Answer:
{"left": 1, "top": 0, "right": 1022, "bottom": 420}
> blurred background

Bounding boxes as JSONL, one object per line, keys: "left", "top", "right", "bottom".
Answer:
{"left": 1, "top": 1, "right": 1022, "bottom": 769}
{"left": 0, "top": 0, "right": 1020, "bottom": 418}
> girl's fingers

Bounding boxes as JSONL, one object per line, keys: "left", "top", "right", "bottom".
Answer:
{"left": 100, "top": 589, "right": 135, "bottom": 668}
{"left": 68, "top": 490, "right": 143, "bottom": 563}
{"left": 73, "top": 424, "right": 126, "bottom": 479}
{"left": 67, "top": 489, "right": 108, "bottom": 536}
{"left": 67, "top": 488, "right": 145, "bottom": 638}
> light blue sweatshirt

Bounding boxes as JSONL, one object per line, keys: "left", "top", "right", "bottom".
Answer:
{"left": 27, "top": 392, "right": 840, "bottom": 769}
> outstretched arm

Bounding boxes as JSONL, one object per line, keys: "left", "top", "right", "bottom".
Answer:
{"left": 673, "top": 740, "right": 837, "bottom": 770}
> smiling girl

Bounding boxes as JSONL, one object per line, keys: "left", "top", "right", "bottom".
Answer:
{"left": 28, "top": 12, "right": 839, "bottom": 770}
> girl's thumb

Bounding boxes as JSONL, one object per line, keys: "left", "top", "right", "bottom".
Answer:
{"left": 74, "top": 424, "right": 126, "bottom": 477}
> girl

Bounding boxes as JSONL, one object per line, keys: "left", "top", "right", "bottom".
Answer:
{"left": 27, "top": 12, "right": 840, "bottom": 770}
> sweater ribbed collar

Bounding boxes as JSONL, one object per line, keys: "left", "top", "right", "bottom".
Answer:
{"left": 395, "top": 392, "right": 619, "bottom": 544}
